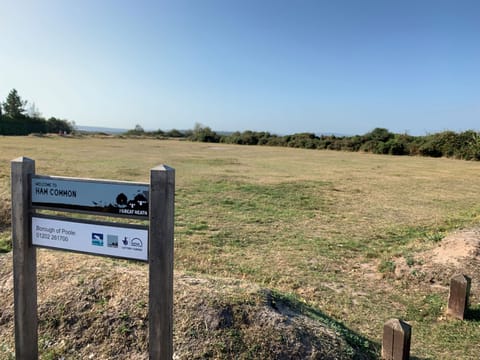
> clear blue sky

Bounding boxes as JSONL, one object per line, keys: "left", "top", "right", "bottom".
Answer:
{"left": 1, "top": 0, "right": 479, "bottom": 135}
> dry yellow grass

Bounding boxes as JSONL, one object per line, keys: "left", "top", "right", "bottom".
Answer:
{"left": 1, "top": 135, "right": 480, "bottom": 358}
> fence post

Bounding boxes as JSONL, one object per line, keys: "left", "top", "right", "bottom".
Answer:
{"left": 382, "top": 318, "right": 411, "bottom": 360}
{"left": 149, "top": 165, "right": 175, "bottom": 359}
{"left": 11, "top": 157, "right": 38, "bottom": 359}
{"left": 447, "top": 274, "right": 471, "bottom": 320}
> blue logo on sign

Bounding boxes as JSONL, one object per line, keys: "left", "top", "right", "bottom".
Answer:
{"left": 131, "top": 238, "right": 143, "bottom": 247}
{"left": 92, "top": 233, "right": 104, "bottom": 246}
{"left": 107, "top": 234, "right": 118, "bottom": 248}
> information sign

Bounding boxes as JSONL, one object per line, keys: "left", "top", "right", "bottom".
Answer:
{"left": 32, "top": 215, "right": 148, "bottom": 261}
{"left": 31, "top": 176, "right": 149, "bottom": 218}
{"left": 12, "top": 158, "right": 174, "bottom": 358}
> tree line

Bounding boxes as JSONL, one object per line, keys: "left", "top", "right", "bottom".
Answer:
{"left": 127, "top": 124, "right": 480, "bottom": 161}
{"left": 0, "top": 89, "right": 73, "bottom": 135}
{"left": 2, "top": 88, "right": 478, "bottom": 161}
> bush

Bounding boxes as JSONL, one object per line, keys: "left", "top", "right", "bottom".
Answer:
{"left": 190, "top": 124, "right": 220, "bottom": 143}
{"left": 285, "top": 133, "right": 319, "bottom": 149}
{"left": 46, "top": 117, "right": 73, "bottom": 134}
{"left": 166, "top": 129, "right": 186, "bottom": 138}
{"left": 362, "top": 128, "right": 394, "bottom": 143}
{"left": 118, "top": 123, "right": 480, "bottom": 163}
{"left": 0, "top": 115, "right": 48, "bottom": 135}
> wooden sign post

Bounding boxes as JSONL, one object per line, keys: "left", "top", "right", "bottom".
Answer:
{"left": 381, "top": 318, "right": 411, "bottom": 360}
{"left": 149, "top": 165, "right": 175, "bottom": 359}
{"left": 11, "top": 157, "right": 174, "bottom": 359}
{"left": 447, "top": 274, "right": 471, "bottom": 320}
{"left": 11, "top": 157, "right": 37, "bottom": 359}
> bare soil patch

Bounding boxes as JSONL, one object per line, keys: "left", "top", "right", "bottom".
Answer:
{"left": 392, "top": 228, "right": 480, "bottom": 291}
{"left": 0, "top": 250, "right": 373, "bottom": 359}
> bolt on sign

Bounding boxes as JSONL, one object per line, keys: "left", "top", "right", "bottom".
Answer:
{"left": 11, "top": 157, "right": 174, "bottom": 359}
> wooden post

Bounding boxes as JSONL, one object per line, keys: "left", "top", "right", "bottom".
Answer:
{"left": 11, "top": 157, "right": 38, "bottom": 359}
{"left": 447, "top": 274, "right": 471, "bottom": 320}
{"left": 149, "top": 165, "right": 175, "bottom": 359}
{"left": 382, "top": 318, "right": 411, "bottom": 360}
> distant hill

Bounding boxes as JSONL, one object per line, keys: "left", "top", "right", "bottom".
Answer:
{"left": 76, "top": 125, "right": 128, "bottom": 134}
{"left": 76, "top": 126, "right": 349, "bottom": 137}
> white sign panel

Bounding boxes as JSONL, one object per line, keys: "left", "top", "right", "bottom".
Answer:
{"left": 32, "top": 216, "right": 148, "bottom": 261}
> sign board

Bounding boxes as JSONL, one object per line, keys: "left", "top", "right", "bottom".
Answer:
{"left": 31, "top": 175, "right": 149, "bottom": 218}
{"left": 12, "top": 158, "right": 174, "bottom": 359}
{"left": 32, "top": 215, "right": 148, "bottom": 261}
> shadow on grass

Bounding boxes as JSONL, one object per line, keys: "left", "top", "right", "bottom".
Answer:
{"left": 266, "top": 291, "right": 433, "bottom": 360}
{"left": 465, "top": 305, "right": 480, "bottom": 321}
{"left": 265, "top": 290, "right": 380, "bottom": 359}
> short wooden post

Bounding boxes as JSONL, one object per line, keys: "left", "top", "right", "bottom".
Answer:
{"left": 11, "top": 157, "right": 38, "bottom": 359}
{"left": 382, "top": 318, "right": 411, "bottom": 360}
{"left": 447, "top": 274, "right": 471, "bottom": 320}
{"left": 149, "top": 165, "right": 175, "bottom": 359}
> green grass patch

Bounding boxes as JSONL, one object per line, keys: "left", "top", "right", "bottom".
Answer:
{"left": 183, "top": 178, "right": 330, "bottom": 219}
{"left": 407, "top": 293, "right": 445, "bottom": 322}
{"left": 0, "top": 232, "right": 11, "bottom": 253}
{"left": 378, "top": 259, "right": 396, "bottom": 274}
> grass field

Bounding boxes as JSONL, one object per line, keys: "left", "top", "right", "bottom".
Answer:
{"left": 1, "top": 135, "right": 480, "bottom": 359}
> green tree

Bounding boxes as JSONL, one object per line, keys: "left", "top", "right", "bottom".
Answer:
{"left": 363, "top": 128, "right": 394, "bottom": 142}
{"left": 190, "top": 123, "right": 220, "bottom": 142}
{"left": 166, "top": 129, "right": 185, "bottom": 138}
{"left": 125, "top": 124, "right": 145, "bottom": 136}
{"left": 46, "top": 117, "right": 73, "bottom": 133}
{"left": 3, "top": 89, "right": 27, "bottom": 118}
